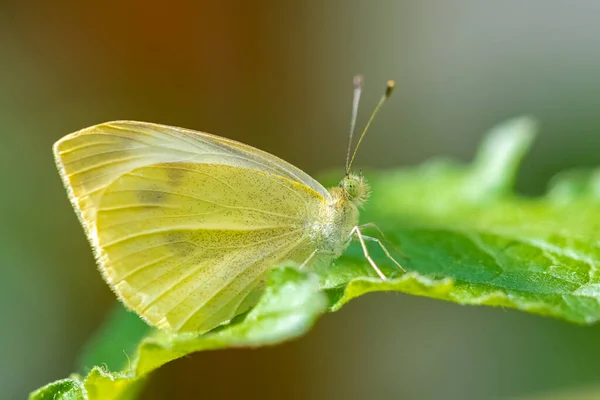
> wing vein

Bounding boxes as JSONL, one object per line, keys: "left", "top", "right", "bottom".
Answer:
{"left": 99, "top": 203, "right": 182, "bottom": 211}
{"left": 102, "top": 210, "right": 224, "bottom": 229}
{"left": 135, "top": 229, "right": 304, "bottom": 312}
{"left": 174, "top": 236, "right": 307, "bottom": 330}
{"left": 102, "top": 224, "right": 298, "bottom": 248}
{"left": 109, "top": 188, "right": 303, "bottom": 222}
{"left": 112, "top": 253, "right": 177, "bottom": 283}
{"left": 108, "top": 240, "right": 192, "bottom": 264}
{"left": 59, "top": 141, "right": 146, "bottom": 155}
{"left": 69, "top": 154, "right": 157, "bottom": 176}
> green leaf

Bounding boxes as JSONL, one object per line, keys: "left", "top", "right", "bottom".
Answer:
{"left": 29, "top": 267, "right": 326, "bottom": 400}
{"left": 29, "top": 378, "right": 85, "bottom": 400}
{"left": 78, "top": 304, "right": 152, "bottom": 373}
{"left": 323, "top": 116, "right": 600, "bottom": 324}
{"left": 31, "top": 116, "right": 600, "bottom": 399}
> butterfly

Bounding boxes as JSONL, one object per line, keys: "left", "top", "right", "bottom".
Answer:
{"left": 53, "top": 76, "right": 404, "bottom": 334}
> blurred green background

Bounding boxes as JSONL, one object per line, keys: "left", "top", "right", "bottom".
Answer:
{"left": 2, "top": 1, "right": 600, "bottom": 399}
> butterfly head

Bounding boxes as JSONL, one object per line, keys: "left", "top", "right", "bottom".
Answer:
{"left": 340, "top": 172, "right": 370, "bottom": 207}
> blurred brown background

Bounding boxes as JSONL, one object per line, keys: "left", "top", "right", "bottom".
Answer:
{"left": 3, "top": 1, "right": 600, "bottom": 399}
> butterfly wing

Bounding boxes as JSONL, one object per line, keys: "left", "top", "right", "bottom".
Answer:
{"left": 54, "top": 121, "right": 330, "bottom": 228}
{"left": 54, "top": 122, "right": 328, "bottom": 333}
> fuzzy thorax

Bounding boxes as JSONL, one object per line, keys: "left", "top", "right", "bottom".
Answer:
{"left": 305, "top": 173, "right": 369, "bottom": 259}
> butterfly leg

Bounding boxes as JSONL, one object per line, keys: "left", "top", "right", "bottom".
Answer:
{"left": 362, "top": 235, "right": 406, "bottom": 272}
{"left": 298, "top": 249, "right": 320, "bottom": 270}
{"left": 358, "top": 222, "right": 388, "bottom": 241}
{"left": 359, "top": 222, "right": 407, "bottom": 260}
{"left": 350, "top": 226, "right": 388, "bottom": 280}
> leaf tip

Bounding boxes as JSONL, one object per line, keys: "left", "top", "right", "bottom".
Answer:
{"left": 468, "top": 115, "right": 538, "bottom": 197}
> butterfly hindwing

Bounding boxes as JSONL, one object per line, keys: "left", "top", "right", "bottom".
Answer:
{"left": 98, "top": 163, "right": 321, "bottom": 332}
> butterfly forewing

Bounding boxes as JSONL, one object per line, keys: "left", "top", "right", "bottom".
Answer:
{"left": 54, "top": 121, "right": 330, "bottom": 229}
{"left": 54, "top": 122, "right": 329, "bottom": 333}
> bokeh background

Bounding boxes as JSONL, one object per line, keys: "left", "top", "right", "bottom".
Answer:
{"left": 3, "top": 1, "right": 600, "bottom": 399}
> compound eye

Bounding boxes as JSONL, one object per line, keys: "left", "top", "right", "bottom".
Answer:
{"left": 344, "top": 180, "right": 357, "bottom": 197}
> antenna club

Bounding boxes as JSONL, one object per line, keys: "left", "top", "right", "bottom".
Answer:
{"left": 353, "top": 75, "right": 364, "bottom": 89}
{"left": 385, "top": 80, "right": 396, "bottom": 98}
{"left": 346, "top": 77, "right": 395, "bottom": 172}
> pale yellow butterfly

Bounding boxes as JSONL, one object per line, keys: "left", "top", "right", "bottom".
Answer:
{"left": 53, "top": 77, "right": 404, "bottom": 334}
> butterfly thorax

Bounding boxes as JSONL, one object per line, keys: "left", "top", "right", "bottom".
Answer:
{"left": 307, "top": 173, "right": 370, "bottom": 258}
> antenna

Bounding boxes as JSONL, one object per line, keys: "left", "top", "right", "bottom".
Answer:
{"left": 345, "top": 75, "right": 364, "bottom": 174}
{"left": 346, "top": 80, "right": 395, "bottom": 172}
